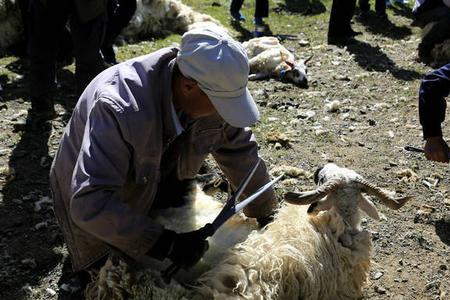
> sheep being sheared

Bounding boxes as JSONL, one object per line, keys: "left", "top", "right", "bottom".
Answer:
{"left": 86, "top": 164, "right": 411, "bottom": 300}
{"left": 121, "top": 0, "right": 222, "bottom": 41}
{"left": 242, "top": 36, "right": 312, "bottom": 87}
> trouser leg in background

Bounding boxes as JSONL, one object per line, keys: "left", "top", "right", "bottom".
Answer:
{"left": 254, "top": 0, "right": 269, "bottom": 18}
{"left": 358, "top": 0, "right": 370, "bottom": 12}
{"left": 101, "top": 0, "right": 137, "bottom": 64}
{"left": 375, "top": 0, "right": 386, "bottom": 15}
{"left": 230, "top": 0, "right": 244, "bottom": 14}
{"left": 70, "top": 10, "right": 107, "bottom": 96}
{"left": 418, "top": 17, "right": 450, "bottom": 63}
{"left": 329, "top": 0, "right": 351, "bottom": 37}
{"left": 28, "top": 0, "right": 70, "bottom": 115}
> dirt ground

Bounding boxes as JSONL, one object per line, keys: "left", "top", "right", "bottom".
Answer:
{"left": 0, "top": 1, "right": 449, "bottom": 300}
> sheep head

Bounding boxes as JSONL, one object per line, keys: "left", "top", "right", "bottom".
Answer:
{"left": 280, "top": 55, "right": 312, "bottom": 88}
{"left": 284, "top": 163, "right": 412, "bottom": 221}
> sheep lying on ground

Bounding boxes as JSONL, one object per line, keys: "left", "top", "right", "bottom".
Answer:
{"left": 242, "top": 36, "right": 312, "bottom": 87}
{"left": 86, "top": 164, "right": 411, "bottom": 300}
{"left": 121, "top": 0, "right": 222, "bottom": 41}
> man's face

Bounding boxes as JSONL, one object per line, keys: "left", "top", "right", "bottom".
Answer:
{"left": 180, "top": 82, "right": 217, "bottom": 119}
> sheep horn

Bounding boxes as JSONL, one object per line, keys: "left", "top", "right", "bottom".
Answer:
{"left": 355, "top": 178, "right": 412, "bottom": 210}
{"left": 284, "top": 180, "right": 341, "bottom": 205}
{"left": 304, "top": 54, "right": 314, "bottom": 65}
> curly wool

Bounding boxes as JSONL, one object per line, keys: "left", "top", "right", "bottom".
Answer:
{"left": 197, "top": 204, "right": 371, "bottom": 300}
{"left": 87, "top": 203, "right": 371, "bottom": 300}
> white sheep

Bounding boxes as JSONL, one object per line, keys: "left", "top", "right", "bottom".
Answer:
{"left": 86, "top": 163, "right": 411, "bottom": 300}
{"left": 121, "top": 0, "right": 222, "bottom": 41}
{"left": 242, "top": 36, "right": 312, "bottom": 87}
{"left": 0, "top": 0, "right": 22, "bottom": 50}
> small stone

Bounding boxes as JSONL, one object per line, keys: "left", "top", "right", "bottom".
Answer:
{"left": 368, "top": 119, "right": 376, "bottom": 126}
{"left": 12, "top": 198, "right": 23, "bottom": 205}
{"left": 374, "top": 285, "right": 387, "bottom": 294}
{"left": 21, "top": 258, "right": 37, "bottom": 269}
{"left": 298, "top": 39, "right": 310, "bottom": 46}
{"left": 46, "top": 288, "right": 57, "bottom": 296}
{"left": 325, "top": 100, "right": 341, "bottom": 113}
{"left": 372, "top": 271, "right": 384, "bottom": 280}
{"left": 34, "top": 221, "right": 48, "bottom": 230}
{"left": 274, "top": 142, "right": 282, "bottom": 150}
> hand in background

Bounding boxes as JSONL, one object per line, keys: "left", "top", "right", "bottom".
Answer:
{"left": 424, "top": 136, "right": 450, "bottom": 163}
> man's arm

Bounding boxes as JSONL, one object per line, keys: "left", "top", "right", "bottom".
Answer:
{"left": 212, "top": 125, "right": 278, "bottom": 220}
{"left": 70, "top": 99, "right": 164, "bottom": 260}
{"left": 419, "top": 63, "right": 450, "bottom": 162}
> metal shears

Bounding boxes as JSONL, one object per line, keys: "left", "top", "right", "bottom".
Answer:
{"left": 161, "top": 158, "right": 283, "bottom": 282}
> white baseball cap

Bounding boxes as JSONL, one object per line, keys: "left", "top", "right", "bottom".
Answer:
{"left": 176, "top": 25, "right": 260, "bottom": 128}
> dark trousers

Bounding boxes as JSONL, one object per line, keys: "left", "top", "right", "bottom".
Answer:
{"left": 230, "top": 0, "right": 269, "bottom": 18}
{"left": 103, "top": 0, "right": 136, "bottom": 49}
{"left": 359, "top": 0, "right": 386, "bottom": 14}
{"left": 328, "top": 0, "right": 356, "bottom": 37}
{"left": 417, "top": 7, "right": 450, "bottom": 62}
{"left": 28, "top": 0, "right": 106, "bottom": 103}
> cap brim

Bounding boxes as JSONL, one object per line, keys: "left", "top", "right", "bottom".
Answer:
{"left": 207, "top": 88, "right": 260, "bottom": 128}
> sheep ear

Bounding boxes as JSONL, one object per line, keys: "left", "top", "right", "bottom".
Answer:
{"left": 284, "top": 190, "right": 325, "bottom": 205}
{"left": 358, "top": 195, "right": 380, "bottom": 221}
{"left": 307, "top": 197, "right": 333, "bottom": 215}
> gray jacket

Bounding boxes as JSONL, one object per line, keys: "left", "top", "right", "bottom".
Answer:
{"left": 50, "top": 47, "right": 277, "bottom": 271}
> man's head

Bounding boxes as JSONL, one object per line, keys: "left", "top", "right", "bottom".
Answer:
{"left": 174, "top": 25, "right": 259, "bottom": 128}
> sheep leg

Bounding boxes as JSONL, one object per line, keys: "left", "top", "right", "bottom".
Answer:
{"left": 248, "top": 72, "right": 271, "bottom": 81}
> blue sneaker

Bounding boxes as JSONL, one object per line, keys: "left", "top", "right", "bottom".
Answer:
{"left": 253, "top": 25, "right": 265, "bottom": 37}
{"left": 231, "top": 11, "right": 246, "bottom": 22}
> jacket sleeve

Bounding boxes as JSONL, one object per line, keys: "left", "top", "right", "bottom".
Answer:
{"left": 70, "top": 99, "right": 163, "bottom": 260}
{"left": 212, "top": 125, "right": 278, "bottom": 218}
{"left": 419, "top": 63, "right": 450, "bottom": 139}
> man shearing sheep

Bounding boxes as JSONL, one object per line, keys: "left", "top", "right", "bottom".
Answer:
{"left": 50, "top": 25, "right": 277, "bottom": 286}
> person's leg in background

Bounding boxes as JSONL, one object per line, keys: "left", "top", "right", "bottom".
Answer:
{"left": 28, "top": 0, "right": 70, "bottom": 119}
{"left": 254, "top": 0, "right": 268, "bottom": 37}
{"left": 375, "top": 0, "right": 387, "bottom": 17}
{"left": 230, "top": 0, "right": 246, "bottom": 22}
{"left": 358, "top": 0, "right": 370, "bottom": 14}
{"left": 70, "top": 10, "right": 108, "bottom": 96}
{"left": 101, "top": 0, "right": 137, "bottom": 65}
{"left": 328, "top": 0, "right": 357, "bottom": 44}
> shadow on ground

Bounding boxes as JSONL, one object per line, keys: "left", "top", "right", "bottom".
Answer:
{"left": 355, "top": 11, "right": 412, "bottom": 40}
{"left": 0, "top": 58, "right": 76, "bottom": 300}
{"left": 435, "top": 219, "right": 450, "bottom": 246}
{"left": 345, "top": 39, "right": 422, "bottom": 81}
{"left": 274, "top": 0, "right": 326, "bottom": 15}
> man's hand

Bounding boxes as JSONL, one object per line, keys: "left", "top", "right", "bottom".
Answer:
{"left": 167, "top": 227, "right": 210, "bottom": 269}
{"left": 256, "top": 213, "right": 275, "bottom": 228}
{"left": 424, "top": 136, "right": 450, "bottom": 163}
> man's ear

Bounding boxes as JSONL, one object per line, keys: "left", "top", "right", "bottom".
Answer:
{"left": 180, "top": 77, "right": 199, "bottom": 95}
